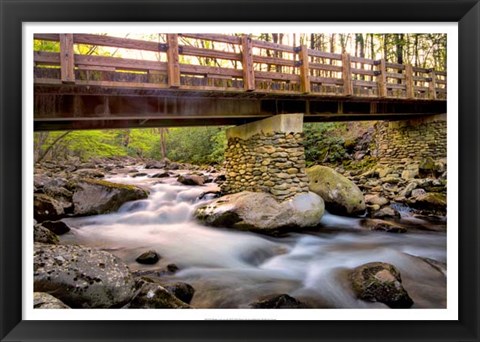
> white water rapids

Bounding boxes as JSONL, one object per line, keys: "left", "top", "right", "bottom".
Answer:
{"left": 61, "top": 170, "right": 446, "bottom": 308}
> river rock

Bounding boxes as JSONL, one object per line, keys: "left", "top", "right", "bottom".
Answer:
{"left": 74, "top": 168, "right": 105, "bottom": 178}
{"left": 34, "top": 292, "right": 70, "bottom": 309}
{"left": 177, "top": 174, "right": 205, "bottom": 186}
{"left": 72, "top": 178, "right": 149, "bottom": 216}
{"left": 410, "top": 192, "right": 447, "bottom": 211}
{"left": 351, "top": 262, "right": 413, "bottom": 308}
{"left": 135, "top": 250, "right": 160, "bottom": 265}
{"left": 34, "top": 193, "right": 66, "bottom": 222}
{"left": 194, "top": 191, "right": 324, "bottom": 234}
{"left": 365, "top": 194, "right": 389, "bottom": 206}
{"left": 163, "top": 282, "right": 195, "bottom": 304}
{"left": 34, "top": 243, "right": 136, "bottom": 308}
{"left": 129, "top": 282, "right": 190, "bottom": 308}
{"left": 40, "top": 220, "right": 71, "bottom": 235}
{"left": 34, "top": 224, "right": 59, "bottom": 244}
{"left": 371, "top": 206, "right": 401, "bottom": 219}
{"left": 306, "top": 165, "right": 365, "bottom": 216}
{"left": 249, "top": 294, "right": 307, "bottom": 308}
{"left": 360, "top": 219, "right": 406, "bottom": 233}
{"left": 150, "top": 171, "right": 171, "bottom": 178}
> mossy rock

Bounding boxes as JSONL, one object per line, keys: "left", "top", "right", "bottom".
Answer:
{"left": 306, "top": 165, "right": 365, "bottom": 216}
{"left": 72, "top": 178, "right": 149, "bottom": 216}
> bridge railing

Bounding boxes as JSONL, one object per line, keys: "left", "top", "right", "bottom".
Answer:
{"left": 34, "top": 33, "right": 446, "bottom": 100}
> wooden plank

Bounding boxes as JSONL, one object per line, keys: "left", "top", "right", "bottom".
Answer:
{"left": 412, "top": 66, "right": 430, "bottom": 73}
{"left": 353, "top": 80, "right": 378, "bottom": 87}
{"left": 435, "top": 79, "right": 447, "bottom": 84}
{"left": 298, "top": 45, "right": 310, "bottom": 93}
{"left": 385, "top": 62, "right": 405, "bottom": 70}
{"left": 251, "top": 39, "right": 295, "bottom": 53}
{"left": 351, "top": 68, "right": 376, "bottom": 76}
{"left": 35, "top": 51, "right": 168, "bottom": 72}
{"left": 342, "top": 52, "right": 352, "bottom": 96}
{"left": 428, "top": 70, "right": 437, "bottom": 100}
{"left": 435, "top": 71, "right": 447, "bottom": 76}
{"left": 78, "top": 65, "right": 115, "bottom": 71}
{"left": 414, "top": 86, "right": 429, "bottom": 91}
{"left": 181, "top": 64, "right": 242, "bottom": 77}
{"left": 310, "top": 76, "right": 344, "bottom": 85}
{"left": 252, "top": 55, "right": 296, "bottom": 67}
{"left": 34, "top": 33, "right": 59, "bottom": 41}
{"left": 307, "top": 49, "right": 342, "bottom": 60}
{"left": 59, "top": 34, "right": 75, "bottom": 83}
{"left": 386, "top": 72, "right": 405, "bottom": 79}
{"left": 413, "top": 76, "right": 429, "bottom": 82}
{"left": 241, "top": 35, "right": 255, "bottom": 91}
{"left": 405, "top": 64, "right": 414, "bottom": 99}
{"left": 255, "top": 71, "right": 300, "bottom": 82}
{"left": 350, "top": 56, "right": 375, "bottom": 65}
{"left": 309, "top": 63, "right": 342, "bottom": 72}
{"left": 180, "top": 45, "right": 241, "bottom": 61}
{"left": 179, "top": 33, "right": 241, "bottom": 45}
{"left": 386, "top": 83, "right": 407, "bottom": 90}
{"left": 377, "top": 59, "right": 387, "bottom": 98}
{"left": 166, "top": 34, "right": 181, "bottom": 88}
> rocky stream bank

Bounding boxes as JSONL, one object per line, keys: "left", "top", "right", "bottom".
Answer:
{"left": 33, "top": 155, "right": 447, "bottom": 309}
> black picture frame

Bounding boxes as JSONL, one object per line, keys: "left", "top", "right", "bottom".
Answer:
{"left": 1, "top": 0, "right": 479, "bottom": 341}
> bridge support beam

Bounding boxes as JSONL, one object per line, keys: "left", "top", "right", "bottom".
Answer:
{"left": 221, "top": 114, "right": 310, "bottom": 201}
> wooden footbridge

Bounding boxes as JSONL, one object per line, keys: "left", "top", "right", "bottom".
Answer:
{"left": 34, "top": 33, "right": 447, "bottom": 131}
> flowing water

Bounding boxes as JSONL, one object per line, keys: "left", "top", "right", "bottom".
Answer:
{"left": 61, "top": 170, "right": 447, "bottom": 309}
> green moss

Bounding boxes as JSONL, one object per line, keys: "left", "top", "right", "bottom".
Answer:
{"left": 82, "top": 178, "right": 147, "bottom": 193}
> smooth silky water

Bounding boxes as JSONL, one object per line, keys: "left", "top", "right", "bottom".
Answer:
{"left": 61, "top": 170, "right": 447, "bottom": 309}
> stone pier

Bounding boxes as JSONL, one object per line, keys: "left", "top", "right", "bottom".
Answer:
{"left": 221, "top": 114, "right": 309, "bottom": 201}
{"left": 374, "top": 114, "right": 447, "bottom": 164}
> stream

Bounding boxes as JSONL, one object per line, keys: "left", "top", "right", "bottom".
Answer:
{"left": 61, "top": 169, "right": 447, "bottom": 309}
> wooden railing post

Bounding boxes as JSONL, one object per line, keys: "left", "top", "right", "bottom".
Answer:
{"left": 377, "top": 59, "right": 387, "bottom": 98}
{"left": 428, "top": 70, "right": 437, "bottom": 100}
{"left": 241, "top": 35, "right": 255, "bottom": 91}
{"left": 405, "top": 64, "right": 414, "bottom": 99}
{"left": 298, "top": 45, "right": 311, "bottom": 93}
{"left": 59, "top": 34, "right": 75, "bottom": 84}
{"left": 342, "top": 52, "right": 352, "bottom": 96}
{"left": 166, "top": 34, "right": 181, "bottom": 88}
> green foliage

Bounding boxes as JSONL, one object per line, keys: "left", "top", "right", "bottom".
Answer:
{"left": 166, "top": 126, "right": 228, "bottom": 165}
{"left": 303, "top": 123, "right": 347, "bottom": 164}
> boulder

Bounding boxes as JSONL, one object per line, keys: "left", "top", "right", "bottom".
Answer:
{"left": 177, "top": 174, "right": 205, "bottom": 186}
{"left": 150, "top": 171, "right": 171, "bottom": 178}
{"left": 34, "top": 243, "right": 136, "bottom": 308}
{"left": 40, "top": 220, "right": 71, "bottom": 235}
{"left": 129, "top": 282, "right": 190, "bottom": 308}
{"left": 135, "top": 250, "right": 160, "bottom": 265}
{"left": 350, "top": 262, "right": 413, "bottom": 308}
{"left": 72, "top": 178, "right": 149, "bottom": 216}
{"left": 306, "top": 165, "right": 365, "bottom": 216}
{"left": 34, "top": 292, "right": 70, "bottom": 309}
{"left": 360, "top": 219, "right": 406, "bottom": 233}
{"left": 34, "top": 224, "right": 59, "bottom": 244}
{"left": 249, "top": 294, "right": 307, "bottom": 308}
{"left": 74, "top": 169, "right": 105, "bottom": 178}
{"left": 411, "top": 188, "right": 427, "bottom": 198}
{"left": 34, "top": 194, "right": 66, "bottom": 222}
{"left": 194, "top": 191, "right": 324, "bottom": 234}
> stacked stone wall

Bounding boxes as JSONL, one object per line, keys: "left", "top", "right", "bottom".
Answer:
{"left": 221, "top": 132, "right": 309, "bottom": 201}
{"left": 374, "top": 116, "right": 446, "bottom": 164}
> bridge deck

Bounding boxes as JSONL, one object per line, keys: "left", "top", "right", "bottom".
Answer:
{"left": 34, "top": 33, "right": 447, "bottom": 131}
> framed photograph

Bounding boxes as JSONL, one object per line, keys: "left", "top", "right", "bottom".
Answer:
{"left": 1, "top": 0, "right": 479, "bottom": 341}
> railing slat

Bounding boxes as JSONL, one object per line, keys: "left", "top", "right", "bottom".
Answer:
{"left": 241, "top": 36, "right": 255, "bottom": 91}
{"left": 299, "top": 45, "right": 310, "bottom": 93}
{"left": 166, "top": 34, "right": 181, "bottom": 88}
{"left": 429, "top": 70, "right": 437, "bottom": 100}
{"left": 377, "top": 59, "right": 387, "bottom": 98}
{"left": 342, "top": 52, "right": 352, "bottom": 96}
{"left": 59, "top": 34, "right": 75, "bottom": 84}
{"left": 405, "top": 64, "right": 415, "bottom": 99}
